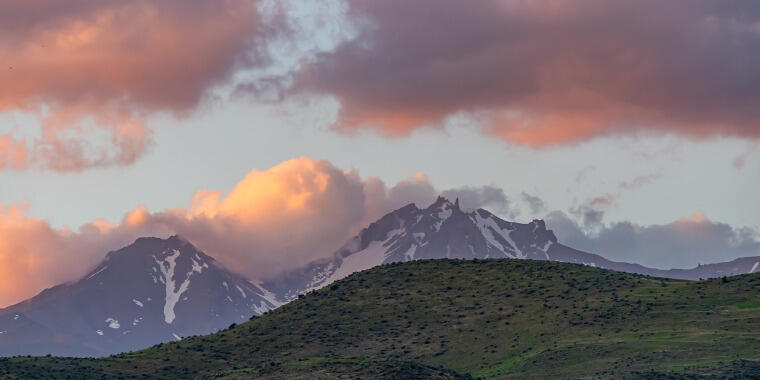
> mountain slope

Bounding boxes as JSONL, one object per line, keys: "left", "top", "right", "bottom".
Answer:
{"left": 1, "top": 259, "right": 759, "bottom": 379}
{"left": 265, "top": 197, "right": 760, "bottom": 301}
{"left": 0, "top": 236, "right": 278, "bottom": 357}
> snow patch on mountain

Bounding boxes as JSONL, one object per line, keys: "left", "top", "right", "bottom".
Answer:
{"left": 404, "top": 244, "right": 418, "bottom": 260}
{"left": 236, "top": 285, "right": 247, "bottom": 299}
{"left": 192, "top": 258, "right": 208, "bottom": 273}
{"left": 324, "top": 240, "right": 389, "bottom": 286}
{"left": 154, "top": 249, "right": 199, "bottom": 324}
{"left": 252, "top": 281, "right": 282, "bottom": 308}
{"left": 475, "top": 213, "right": 516, "bottom": 258}
{"left": 86, "top": 265, "right": 108, "bottom": 280}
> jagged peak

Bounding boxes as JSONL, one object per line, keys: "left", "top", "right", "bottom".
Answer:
{"left": 530, "top": 219, "right": 547, "bottom": 229}
{"left": 425, "top": 196, "right": 454, "bottom": 211}
{"left": 396, "top": 202, "right": 420, "bottom": 213}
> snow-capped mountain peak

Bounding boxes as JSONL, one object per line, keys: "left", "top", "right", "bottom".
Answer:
{"left": 264, "top": 197, "right": 760, "bottom": 303}
{"left": 0, "top": 236, "right": 278, "bottom": 357}
{"left": 263, "top": 197, "right": 562, "bottom": 300}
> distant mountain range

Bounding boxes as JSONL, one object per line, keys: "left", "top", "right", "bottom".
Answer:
{"left": 1, "top": 197, "right": 757, "bottom": 356}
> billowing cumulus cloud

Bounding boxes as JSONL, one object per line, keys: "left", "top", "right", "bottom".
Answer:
{"left": 290, "top": 0, "right": 760, "bottom": 145}
{"left": 547, "top": 210, "right": 760, "bottom": 270}
{"left": 0, "top": 157, "right": 464, "bottom": 306}
{"left": 361, "top": 173, "right": 437, "bottom": 228}
{"left": 155, "top": 158, "right": 370, "bottom": 276}
{"left": 0, "top": 204, "right": 151, "bottom": 308}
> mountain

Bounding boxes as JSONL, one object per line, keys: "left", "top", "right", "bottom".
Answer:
{"left": 2, "top": 198, "right": 757, "bottom": 358}
{"left": 2, "top": 259, "right": 759, "bottom": 379}
{"left": 0, "top": 236, "right": 279, "bottom": 357}
{"left": 264, "top": 197, "right": 760, "bottom": 301}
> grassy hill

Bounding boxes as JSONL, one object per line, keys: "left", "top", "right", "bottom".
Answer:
{"left": 1, "top": 259, "right": 760, "bottom": 379}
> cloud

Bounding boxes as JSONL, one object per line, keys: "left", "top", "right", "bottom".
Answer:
{"left": 547, "top": 210, "right": 760, "bottom": 270}
{"left": 0, "top": 134, "right": 28, "bottom": 170}
{"left": 0, "top": 0, "right": 363, "bottom": 172}
{"left": 732, "top": 144, "right": 759, "bottom": 169}
{"left": 568, "top": 195, "right": 615, "bottom": 231}
{"left": 288, "top": 0, "right": 760, "bottom": 145}
{"left": 574, "top": 166, "right": 597, "bottom": 184}
{"left": 0, "top": 203, "right": 151, "bottom": 308}
{"left": 520, "top": 192, "right": 546, "bottom": 215}
{"left": 618, "top": 173, "right": 663, "bottom": 190}
{"left": 566, "top": 171, "right": 663, "bottom": 231}
{"left": 0, "top": 0, "right": 267, "bottom": 171}
{"left": 361, "top": 172, "right": 437, "bottom": 227}
{"left": 5, "top": 1, "right": 760, "bottom": 172}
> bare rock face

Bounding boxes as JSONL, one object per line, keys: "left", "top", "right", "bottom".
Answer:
{"left": 0, "top": 236, "right": 278, "bottom": 357}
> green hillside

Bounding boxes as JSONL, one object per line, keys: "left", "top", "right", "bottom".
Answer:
{"left": 2, "top": 259, "right": 760, "bottom": 379}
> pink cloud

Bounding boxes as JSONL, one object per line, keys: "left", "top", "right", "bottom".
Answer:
{"left": 4, "top": 0, "right": 760, "bottom": 170}
{"left": 288, "top": 0, "right": 760, "bottom": 145}
{"left": 732, "top": 144, "right": 758, "bottom": 169}
{"left": 0, "top": 0, "right": 262, "bottom": 171}
{"left": 0, "top": 134, "right": 28, "bottom": 170}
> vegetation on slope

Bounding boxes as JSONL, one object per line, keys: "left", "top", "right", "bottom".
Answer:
{"left": 1, "top": 259, "right": 760, "bottom": 379}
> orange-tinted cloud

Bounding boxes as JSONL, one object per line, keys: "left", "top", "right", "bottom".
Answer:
{"left": 289, "top": 0, "right": 760, "bottom": 145}
{"left": 0, "top": 0, "right": 261, "bottom": 171}
{"left": 0, "top": 158, "right": 438, "bottom": 306}
{"left": 0, "top": 203, "right": 142, "bottom": 307}
{"left": 0, "top": 134, "right": 28, "bottom": 170}
{"left": 676, "top": 211, "right": 708, "bottom": 225}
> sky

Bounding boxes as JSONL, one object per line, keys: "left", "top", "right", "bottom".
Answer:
{"left": 0, "top": 0, "right": 759, "bottom": 307}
